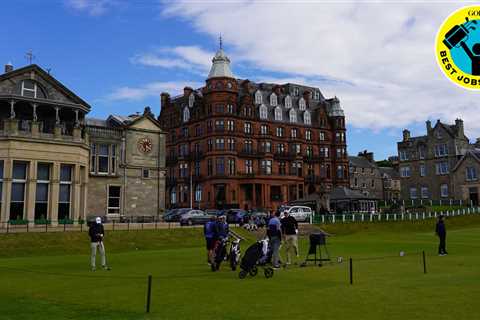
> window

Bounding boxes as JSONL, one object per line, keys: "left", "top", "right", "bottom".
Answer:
{"left": 276, "top": 127, "right": 284, "bottom": 137}
{"left": 179, "top": 163, "right": 188, "bottom": 178}
{"left": 227, "top": 104, "right": 234, "bottom": 113}
{"left": 107, "top": 186, "right": 121, "bottom": 214}
{"left": 320, "top": 147, "right": 329, "bottom": 158}
{"left": 35, "top": 163, "right": 50, "bottom": 220}
{"left": 170, "top": 188, "right": 177, "bottom": 204}
{"left": 207, "top": 139, "right": 213, "bottom": 152}
{"left": 306, "top": 146, "right": 313, "bottom": 157}
{"left": 270, "top": 93, "right": 277, "bottom": 106}
{"left": 58, "top": 165, "right": 72, "bottom": 220}
{"left": 314, "top": 91, "right": 320, "bottom": 100}
{"left": 244, "top": 140, "right": 253, "bottom": 153}
{"left": 226, "top": 120, "right": 234, "bottom": 132}
{"left": 298, "top": 97, "right": 306, "bottom": 110}
{"left": 215, "top": 119, "right": 225, "bottom": 132}
{"left": 215, "top": 138, "right": 225, "bottom": 150}
{"left": 194, "top": 161, "right": 200, "bottom": 176}
{"left": 91, "top": 144, "right": 118, "bottom": 175}
{"left": 305, "top": 130, "right": 312, "bottom": 141}
{"left": 291, "top": 162, "right": 302, "bottom": 177}
{"left": 274, "top": 107, "right": 283, "bottom": 121}
{"left": 20, "top": 80, "right": 46, "bottom": 99}
{"left": 261, "top": 160, "right": 272, "bottom": 175}
{"left": 227, "top": 138, "right": 236, "bottom": 151}
{"left": 182, "top": 127, "right": 189, "bottom": 138}
{"left": 420, "top": 164, "right": 426, "bottom": 177}
{"left": 279, "top": 161, "right": 287, "bottom": 175}
{"left": 289, "top": 109, "right": 297, "bottom": 123}
{"left": 10, "top": 162, "right": 27, "bottom": 220}
{"left": 399, "top": 150, "right": 408, "bottom": 161}
{"left": 215, "top": 104, "right": 224, "bottom": 113}
{"left": 336, "top": 148, "right": 346, "bottom": 158}
{"left": 277, "top": 143, "right": 285, "bottom": 154}
{"left": 285, "top": 95, "right": 292, "bottom": 108}
{"left": 293, "top": 144, "right": 301, "bottom": 154}
{"left": 260, "top": 124, "right": 269, "bottom": 135}
{"left": 245, "top": 160, "right": 253, "bottom": 174}
{"left": 400, "top": 166, "right": 411, "bottom": 177}
{"left": 304, "top": 110, "right": 311, "bottom": 125}
{"left": 142, "top": 169, "right": 150, "bottom": 178}
{"left": 188, "top": 93, "right": 195, "bottom": 108}
{"left": 244, "top": 122, "right": 252, "bottom": 134}
{"left": 216, "top": 158, "right": 225, "bottom": 175}
{"left": 207, "top": 159, "right": 213, "bottom": 175}
{"left": 336, "top": 132, "right": 345, "bottom": 142}
{"left": 255, "top": 91, "right": 262, "bottom": 104}
{"left": 259, "top": 104, "right": 268, "bottom": 119}
{"left": 410, "top": 187, "right": 417, "bottom": 199}
{"left": 261, "top": 141, "right": 272, "bottom": 153}
{"left": 421, "top": 187, "right": 429, "bottom": 199}
{"left": 440, "top": 184, "right": 449, "bottom": 198}
{"left": 434, "top": 144, "right": 448, "bottom": 157}
{"left": 291, "top": 128, "right": 298, "bottom": 138}
{"left": 195, "top": 184, "right": 202, "bottom": 202}
{"left": 293, "top": 87, "right": 299, "bottom": 96}
{"left": 336, "top": 165, "right": 344, "bottom": 179}
{"left": 435, "top": 162, "right": 449, "bottom": 175}
{"left": 183, "top": 107, "right": 190, "bottom": 122}
{"left": 228, "top": 158, "right": 236, "bottom": 175}
{"left": 418, "top": 146, "right": 426, "bottom": 159}
{"left": 466, "top": 167, "right": 477, "bottom": 181}
{"left": 319, "top": 131, "right": 325, "bottom": 141}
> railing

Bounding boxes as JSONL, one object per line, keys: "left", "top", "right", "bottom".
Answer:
{"left": 274, "top": 152, "right": 296, "bottom": 160}
{"left": 378, "top": 199, "right": 470, "bottom": 207}
{"left": 86, "top": 125, "right": 122, "bottom": 138}
{"left": 239, "top": 149, "right": 265, "bottom": 158}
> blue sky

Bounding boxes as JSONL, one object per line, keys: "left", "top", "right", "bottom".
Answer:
{"left": 1, "top": 1, "right": 478, "bottom": 161}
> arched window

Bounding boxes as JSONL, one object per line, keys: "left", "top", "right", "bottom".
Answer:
{"left": 304, "top": 110, "right": 311, "bottom": 125}
{"left": 188, "top": 93, "right": 195, "bottom": 108}
{"left": 299, "top": 97, "right": 306, "bottom": 110}
{"left": 195, "top": 184, "right": 202, "bottom": 202}
{"left": 270, "top": 93, "right": 277, "bottom": 106}
{"left": 259, "top": 104, "right": 268, "bottom": 119}
{"left": 274, "top": 106, "right": 283, "bottom": 121}
{"left": 255, "top": 91, "right": 263, "bottom": 104}
{"left": 183, "top": 107, "right": 190, "bottom": 123}
{"left": 289, "top": 109, "right": 297, "bottom": 123}
{"left": 170, "top": 188, "right": 177, "bottom": 204}
{"left": 285, "top": 95, "right": 292, "bottom": 109}
{"left": 20, "top": 80, "right": 46, "bottom": 99}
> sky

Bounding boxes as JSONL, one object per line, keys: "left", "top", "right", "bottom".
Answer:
{"left": 1, "top": 0, "right": 479, "bottom": 160}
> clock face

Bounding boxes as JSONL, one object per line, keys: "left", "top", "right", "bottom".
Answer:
{"left": 138, "top": 137, "right": 153, "bottom": 153}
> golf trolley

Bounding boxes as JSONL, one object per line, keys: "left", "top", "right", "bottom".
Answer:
{"left": 300, "top": 232, "right": 331, "bottom": 267}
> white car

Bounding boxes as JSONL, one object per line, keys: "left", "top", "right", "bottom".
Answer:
{"left": 281, "top": 206, "right": 313, "bottom": 222}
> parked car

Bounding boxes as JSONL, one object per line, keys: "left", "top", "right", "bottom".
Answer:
{"left": 226, "top": 209, "right": 248, "bottom": 224}
{"left": 280, "top": 206, "right": 313, "bottom": 222}
{"left": 205, "top": 209, "right": 223, "bottom": 216}
{"left": 179, "top": 210, "right": 214, "bottom": 226}
{"left": 164, "top": 208, "right": 191, "bottom": 222}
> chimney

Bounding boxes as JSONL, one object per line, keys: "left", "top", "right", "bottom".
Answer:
{"left": 4, "top": 62, "right": 13, "bottom": 73}
{"left": 303, "top": 90, "right": 311, "bottom": 103}
{"left": 273, "top": 85, "right": 282, "bottom": 95}
{"left": 358, "top": 150, "right": 374, "bottom": 163}
{"left": 426, "top": 120, "right": 432, "bottom": 133}
{"left": 403, "top": 129, "right": 411, "bottom": 141}
{"left": 160, "top": 92, "right": 170, "bottom": 109}
{"left": 183, "top": 86, "right": 193, "bottom": 97}
{"left": 455, "top": 118, "right": 464, "bottom": 136}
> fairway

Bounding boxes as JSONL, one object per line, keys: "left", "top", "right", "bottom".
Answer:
{"left": 1, "top": 217, "right": 479, "bottom": 320}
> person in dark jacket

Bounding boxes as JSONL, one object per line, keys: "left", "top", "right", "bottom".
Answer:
{"left": 267, "top": 211, "right": 282, "bottom": 268}
{"left": 281, "top": 211, "right": 299, "bottom": 264}
{"left": 89, "top": 217, "right": 109, "bottom": 271}
{"left": 204, "top": 216, "right": 218, "bottom": 264}
{"left": 435, "top": 215, "right": 447, "bottom": 256}
{"left": 216, "top": 215, "right": 229, "bottom": 240}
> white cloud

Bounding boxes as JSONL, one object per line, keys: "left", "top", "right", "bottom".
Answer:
{"left": 131, "top": 46, "right": 213, "bottom": 75}
{"left": 65, "top": 0, "right": 115, "bottom": 16}
{"left": 161, "top": 1, "right": 480, "bottom": 139}
{"left": 104, "top": 81, "right": 203, "bottom": 101}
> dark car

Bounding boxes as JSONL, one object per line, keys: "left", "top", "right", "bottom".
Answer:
{"left": 205, "top": 209, "right": 223, "bottom": 216}
{"left": 226, "top": 209, "right": 248, "bottom": 224}
{"left": 179, "top": 210, "right": 215, "bottom": 226}
{"left": 163, "top": 208, "right": 191, "bottom": 222}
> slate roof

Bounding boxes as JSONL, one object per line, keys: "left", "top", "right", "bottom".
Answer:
{"left": 330, "top": 186, "right": 375, "bottom": 200}
{"left": 379, "top": 167, "right": 399, "bottom": 179}
{"left": 348, "top": 156, "right": 377, "bottom": 169}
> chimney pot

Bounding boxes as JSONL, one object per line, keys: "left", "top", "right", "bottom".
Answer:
{"left": 4, "top": 62, "right": 13, "bottom": 73}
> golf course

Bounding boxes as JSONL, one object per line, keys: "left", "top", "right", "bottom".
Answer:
{"left": 1, "top": 215, "right": 479, "bottom": 320}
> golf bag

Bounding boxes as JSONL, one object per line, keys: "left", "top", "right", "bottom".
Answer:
{"left": 238, "top": 238, "right": 274, "bottom": 279}
{"left": 228, "top": 238, "right": 241, "bottom": 271}
{"left": 212, "top": 238, "right": 227, "bottom": 271}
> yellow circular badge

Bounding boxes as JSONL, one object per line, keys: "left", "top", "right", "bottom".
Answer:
{"left": 436, "top": 5, "right": 480, "bottom": 90}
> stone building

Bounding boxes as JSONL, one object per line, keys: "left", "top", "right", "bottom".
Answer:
{"left": 348, "top": 151, "right": 383, "bottom": 200}
{"left": 397, "top": 119, "right": 470, "bottom": 201}
{"left": 0, "top": 63, "right": 166, "bottom": 227}
{"left": 378, "top": 166, "right": 401, "bottom": 201}
{"left": 452, "top": 148, "right": 480, "bottom": 205}
{"left": 158, "top": 46, "right": 349, "bottom": 211}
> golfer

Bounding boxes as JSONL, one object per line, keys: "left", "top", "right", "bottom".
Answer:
{"left": 89, "top": 217, "right": 109, "bottom": 271}
{"left": 281, "top": 211, "right": 299, "bottom": 265}
{"left": 435, "top": 215, "right": 448, "bottom": 256}
{"left": 204, "top": 216, "right": 218, "bottom": 265}
{"left": 267, "top": 211, "right": 282, "bottom": 269}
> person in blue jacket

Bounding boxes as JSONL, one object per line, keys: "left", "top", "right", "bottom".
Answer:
{"left": 435, "top": 215, "right": 447, "bottom": 256}
{"left": 217, "top": 215, "right": 229, "bottom": 240}
{"left": 204, "top": 216, "right": 218, "bottom": 264}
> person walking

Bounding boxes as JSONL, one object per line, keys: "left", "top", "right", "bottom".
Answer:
{"left": 204, "top": 216, "right": 218, "bottom": 265}
{"left": 267, "top": 210, "right": 282, "bottom": 269}
{"left": 281, "top": 211, "right": 299, "bottom": 265}
{"left": 89, "top": 217, "right": 109, "bottom": 271}
{"left": 435, "top": 215, "right": 448, "bottom": 256}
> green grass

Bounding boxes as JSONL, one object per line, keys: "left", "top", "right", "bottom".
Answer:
{"left": 1, "top": 216, "right": 480, "bottom": 320}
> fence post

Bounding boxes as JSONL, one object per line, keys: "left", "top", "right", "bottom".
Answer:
{"left": 422, "top": 251, "right": 427, "bottom": 274}
{"left": 370, "top": 214, "right": 373, "bottom": 222}
{"left": 6, "top": 221, "right": 9, "bottom": 234}
{"left": 352, "top": 214, "right": 355, "bottom": 222}
{"left": 349, "top": 258, "right": 353, "bottom": 285}
{"left": 113, "top": 220, "right": 115, "bottom": 232}
{"left": 361, "top": 214, "right": 364, "bottom": 222}
{"left": 322, "top": 215, "right": 325, "bottom": 224}
{"left": 342, "top": 214, "right": 345, "bottom": 223}
{"left": 146, "top": 275, "right": 152, "bottom": 313}
{"left": 332, "top": 215, "right": 336, "bottom": 224}
{"left": 63, "top": 222, "right": 66, "bottom": 232}
{"left": 128, "top": 221, "right": 130, "bottom": 232}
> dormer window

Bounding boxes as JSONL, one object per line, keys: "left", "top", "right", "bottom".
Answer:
{"left": 270, "top": 93, "right": 277, "bottom": 106}
{"left": 183, "top": 107, "right": 190, "bottom": 123}
{"left": 188, "top": 93, "right": 195, "bottom": 108}
{"left": 259, "top": 104, "right": 268, "bottom": 119}
{"left": 20, "top": 80, "right": 46, "bottom": 99}
{"left": 293, "top": 87, "right": 299, "bottom": 96}
{"left": 274, "top": 106, "right": 282, "bottom": 121}
{"left": 304, "top": 110, "right": 311, "bottom": 125}
{"left": 285, "top": 95, "right": 292, "bottom": 109}
{"left": 314, "top": 91, "right": 320, "bottom": 100}
{"left": 289, "top": 109, "right": 297, "bottom": 123}
{"left": 255, "top": 91, "right": 263, "bottom": 104}
{"left": 299, "top": 97, "right": 306, "bottom": 110}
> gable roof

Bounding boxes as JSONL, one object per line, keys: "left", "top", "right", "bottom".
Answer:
{"left": 0, "top": 64, "right": 91, "bottom": 110}
{"left": 452, "top": 149, "right": 480, "bottom": 172}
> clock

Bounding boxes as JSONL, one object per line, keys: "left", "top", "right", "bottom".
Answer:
{"left": 137, "top": 137, "right": 153, "bottom": 153}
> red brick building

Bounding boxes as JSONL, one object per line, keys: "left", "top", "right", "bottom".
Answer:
{"left": 158, "top": 47, "right": 348, "bottom": 211}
